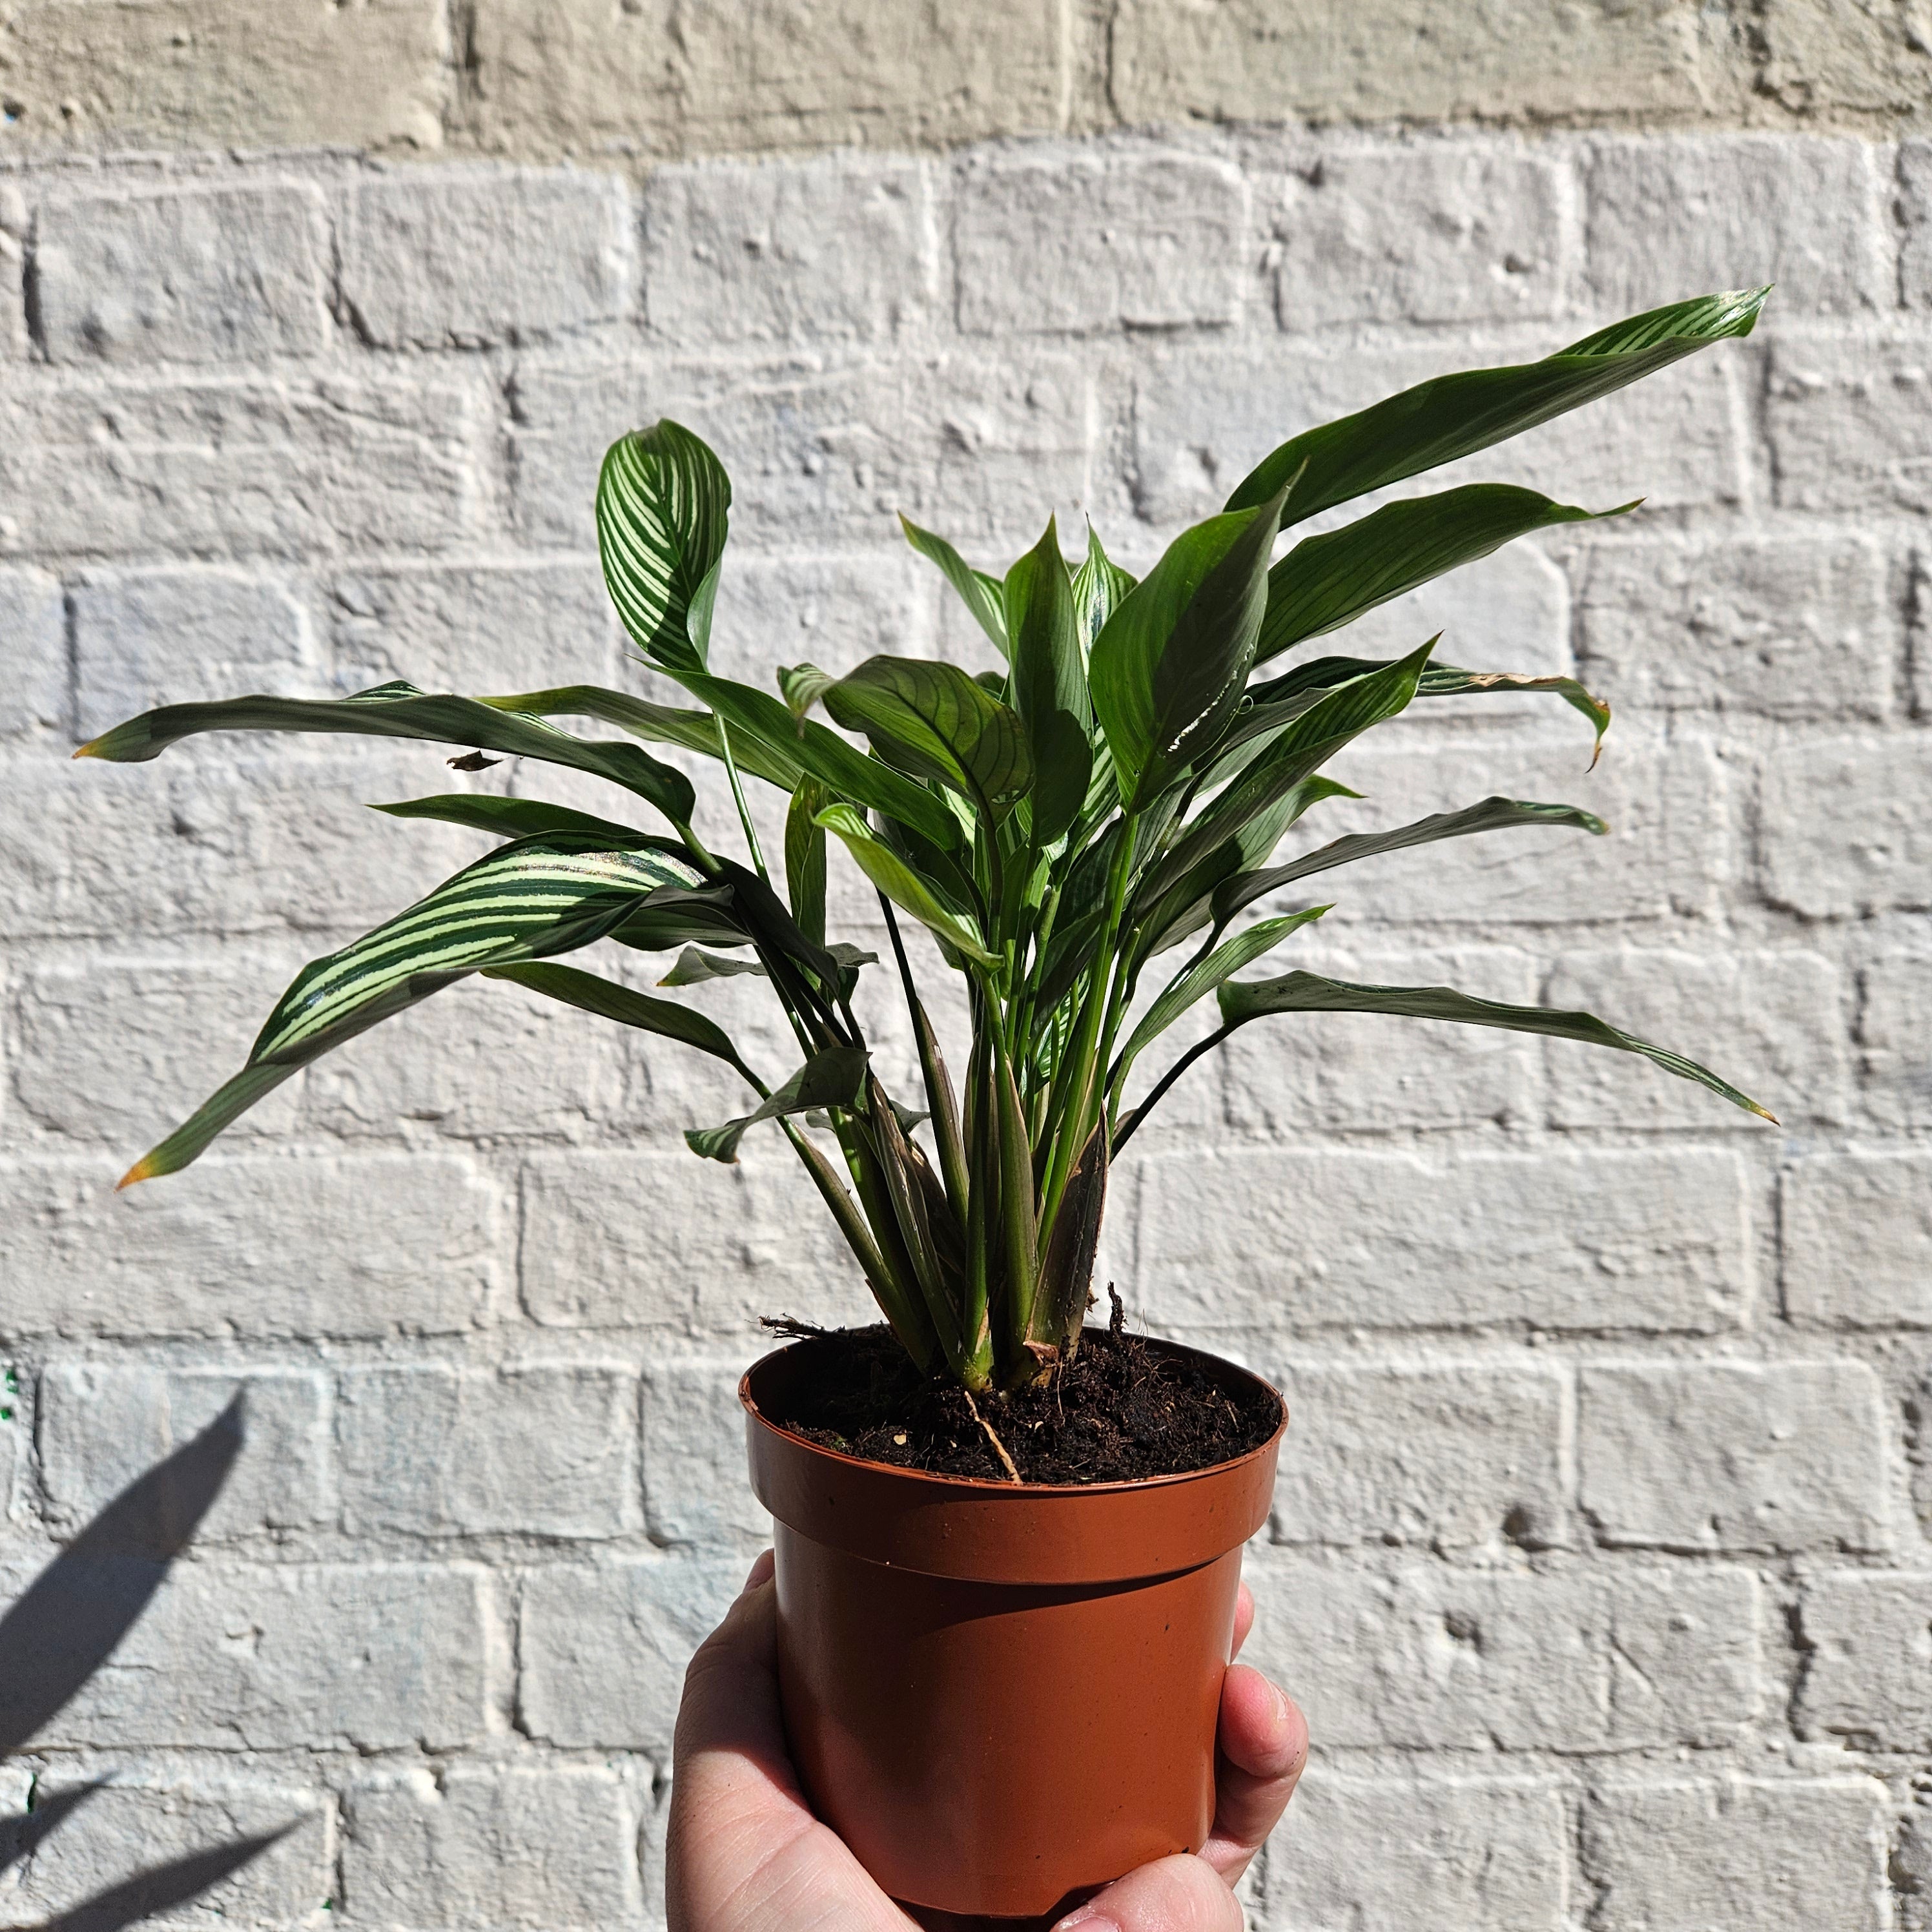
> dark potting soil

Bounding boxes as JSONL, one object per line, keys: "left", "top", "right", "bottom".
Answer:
{"left": 759, "top": 1300, "right": 1280, "bottom": 1485}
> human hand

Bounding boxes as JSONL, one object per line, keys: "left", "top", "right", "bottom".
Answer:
{"left": 666, "top": 1548, "right": 1308, "bottom": 1932}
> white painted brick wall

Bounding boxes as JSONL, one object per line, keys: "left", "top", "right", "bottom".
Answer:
{"left": 0, "top": 131, "right": 1926, "bottom": 1931}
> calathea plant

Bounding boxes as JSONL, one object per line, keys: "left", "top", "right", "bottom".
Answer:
{"left": 79, "top": 288, "right": 1774, "bottom": 1398}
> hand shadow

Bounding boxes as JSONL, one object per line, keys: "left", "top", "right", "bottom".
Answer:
{"left": 0, "top": 1395, "right": 299, "bottom": 1929}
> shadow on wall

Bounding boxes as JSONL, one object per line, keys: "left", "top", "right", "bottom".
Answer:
{"left": 0, "top": 1399, "right": 294, "bottom": 1931}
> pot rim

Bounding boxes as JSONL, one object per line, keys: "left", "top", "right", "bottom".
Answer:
{"left": 739, "top": 1331, "right": 1288, "bottom": 1498}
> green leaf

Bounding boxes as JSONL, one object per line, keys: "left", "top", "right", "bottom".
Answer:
{"left": 822, "top": 655, "right": 1033, "bottom": 818}
{"left": 610, "top": 885, "right": 748, "bottom": 953}
{"left": 658, "top": 945, "right": 769, "bottom": 986}
{"left": 1090, "top": 486, "right": 1289, "bottom": 812}
{"left": 777, "top": 661, "right": 838, "bottom": 724}
{"left": 898, "top": 513, "right": 1009, "bottom": 657}
{"left": 669, "top": 668, "right": 966, "bottom": 852}
{"left": 1224, "top": 288, "right": 1769, "bottom": 524}
{"left": 484, "top": 961, "right": 750, "bottom": 1069}
{"left": 1247, "top": 656, "right": 1612, "bottom": 762}
{"left": 481, "top": 685, "right": 802, "bottom": 791}
{"left": 1256, "top": 485, "right": 1633, "bottom": 664}
{"left": 785, "top": 777, "right": 830, "bottom": 945}
{"left": 815, "top": 803, "right": 1001, "bottom": 967}
{"left": 370, "top": 794, "right": 648, "bottom": 845}
{"left": 76, "top": 683, "right": 699, "bottom": 830}
{"left": 119, "top": 836, "right": 704, "bottom": 1184}
{"left": 1211, "top": 794, "right": 1610, "bottom": 927}
{"left": 1115, "top": 904, "right": 1331, "bottom": 1090}
{"left": 597, "top": 420, "right": 732, "bottom": 673}
{"left": 1003, "top": 517, "right": 1093, "bottom": 844}
{"left": 1148, "top": 641, "right": 1434, "bottom": 904}
{"left": 686, "top": 1047, "right": 870, "bottom": 1162}
{"left": 1069, "top": 522, "right": 1137, "bottom": 658}
{"left": 1217, "top": 969, "right": 1775, "bottom": 1121}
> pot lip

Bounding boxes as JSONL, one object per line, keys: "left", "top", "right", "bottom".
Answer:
{"left": 739, "top": 1331, "right": 1288, "bottom": 1498}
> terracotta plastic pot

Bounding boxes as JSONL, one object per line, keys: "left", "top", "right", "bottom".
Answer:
{"left": 739, "top": 1339, "right": 1288, "bottom": 1922}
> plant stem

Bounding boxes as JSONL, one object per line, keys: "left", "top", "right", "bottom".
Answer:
{"left": 1111, "top": 1022, "right": 1236, "bottom": 1155}
{"left": 880, "top": 892, "right": 971, "bottom": 1222}
{"left": 714, "top": 716, "right": 769, "bottom": 879}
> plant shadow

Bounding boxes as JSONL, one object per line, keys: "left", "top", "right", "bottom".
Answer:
{"left": 0, "top": 1396, "right": 300, "bottom": 1930}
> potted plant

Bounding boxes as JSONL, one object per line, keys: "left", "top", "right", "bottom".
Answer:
{"left": 77, "top": 287, "right": 1774, "bottom": 1921}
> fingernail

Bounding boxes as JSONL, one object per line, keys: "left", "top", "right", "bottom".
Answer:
{"left": 1053, "top": 1909, "right": 1118, "bottom": 1931}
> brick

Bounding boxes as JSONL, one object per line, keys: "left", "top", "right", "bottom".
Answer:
{"left": 15, "top": 1560, "right": 488, "bottom": 1750}
{"left": 1896, "top": 1792, "right": 1932, "bottom": 1932}
{"left": 37, "top": 1364, "right": 327, "bottom": 1539}
{"left": 520, "top": 1149, "right": 887, "bottom": 1337}
{"left": 3, "top": 750, "right": 480, "bottom": 941}
{"left": 0, "top": 566, "right": 68, "bottom": 739}
{"left": 1762, "top": 1, "right": 1932, "bottom": 116}
{"left": 1265, "top": 1773, "right": 1567, "bottom": 1930}
{"left": 1857, "top": 956, "right": 1932, "bottom": 1130}
{"left": 71, "top": 568, "right": 316, "bottom": 741}
{"left": 1541, "top": 948, "right": 1846, "bottom": 1132}
{"left": 1276, "top": 147, "right": 1567, "bottom": 330}
{"left": 1759, "top": 735, "right": 1932, "bottom": 918}
{"left": 704, "top": 548, "right": 936, "bottom": 687}
{"left": 1111, "top": 1, "right": 1735, "bottom": 128}
{"left": 0, "top": 1, "right": 447, "bottom": 155}
{"left": 33, "top": 182, "right": 327, "bottom": 365}
{"left": 1579, "top": 1362, "right": 1888, "bottom": 1554}
{"left": 1898, "top": 142, "right": 1932, "bottom": 309}
{"left": 1769, "top": 342, "right": 1932, "bottom": 513}
{"left": 0, "top": 1154, "right": 496, "bottom": 1341}
{"left": 1, "top": 1775, "right": 330, "bottom": 1927}
{"left": 644, "top": 154, "right": 934, "bottom": 346}
{"left": 1268, "top": 1362, "right": 1565, "bottom": 1552}
{"left": 642, "top": 1359, "right": 770, "bottom": 1549}
{"left": 1798, "top": 1572, "right": 1932, "bottom": 1750}
{"left": 956, "top": 150, "right": 1246, "bottom": 335}
{"left": 519, "top": 1556, "right": 743, "bottom": 1749}
{"left": 1240, "top": 1556, "right": 1757, "bottom": 1751}
{"left": 508, "top": 353, "right": 1091, "bottom": 552}
{"left": 0, "top": 376, "right": 473, "bottom": 560}
{"left": 0, "top": 187, "right": 25, "bottom": 362}
{"left": 1585, "top": 135, "right": 1883, "bottom": 316}
{"left": 338, "top": 1364, "right": 635, "bottom": 1537}
{"left": 1783, "top": 1153, "right": 1932, "bottom": 1328}
{"left": 468, "top": 0, "right": 1066, "bottom": 161}
{"left": 1574, "top": 536, "right": 1895, "bottom": 720}
{"left": 340, "top": 168, "right": 632, "bottom": 349}
{"left": 1124, "top": 336, "right": 1742, "bottom": 536}
{"left": 1129, "top": 1147, "right": 1750, "bottom": 1337}
{"left": 1217, "top": 943, "right": 1538, "bottom": 1138}
{"left": 1579, "top": 1778, "right": 1887, "bottom": 1932}
{"left": 344, "top": 1767, "right": 638, "bottom": 1927}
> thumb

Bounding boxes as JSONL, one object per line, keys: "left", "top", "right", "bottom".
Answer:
{"left": 1054, "top": 1853, "right": 1244, "bottom": 1932}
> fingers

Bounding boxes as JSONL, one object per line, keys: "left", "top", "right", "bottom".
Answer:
{"left": 1053, "top": 1854, "right": 1243, "bottom": 1932}
{"left": 1230, "top": 1581, "right": 1253, "bottom": 1660}
{"left": 1199, "top": 1665, "right": 1309, "bottom": 1887}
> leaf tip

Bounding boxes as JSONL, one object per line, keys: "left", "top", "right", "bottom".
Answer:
{"left": 116, "top": 1154, "right": 158, "bottom": 1191}
{"left": 71, "top": 738, "right": 103, "bottom": 760}
{"left": 1751, "top": 1101, "right": 1781, "bottom": 1126}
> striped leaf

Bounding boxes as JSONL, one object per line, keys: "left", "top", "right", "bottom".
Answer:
{"left": 76, "top": 682, "right": 697, "bottom": 830}
{"left": 823, "top": 655, "right": 1033, "bottom": 818}
{"left": 1069, "top": 521, "right": 1136, "bottom": 658}
{"left": 597, "top": 421, "right": 732, "bottom": 673}
{"left": 120, "top": 836, "right": 705, "bottom": 1184}
{"left": 1218, "top": 969, "right": 1774, "bottom": 1120}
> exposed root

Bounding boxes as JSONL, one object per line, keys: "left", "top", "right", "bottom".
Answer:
{"left": 961, "top": 1388, "right": 1022, "bottom": 1484}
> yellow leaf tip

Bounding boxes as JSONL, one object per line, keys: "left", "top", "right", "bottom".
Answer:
{"left": 116, "top": 1156, "right": 156, "bottom": 1191}
{"left": 72, "top": 740, "right": 102, "bottom": 759}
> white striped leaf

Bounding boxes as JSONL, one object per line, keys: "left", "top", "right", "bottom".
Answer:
{"left": 597, "top": 421, "right": 731, "bottom": 673}
{"left": 121, "top": 836, "right": 705, "bottom": 1184}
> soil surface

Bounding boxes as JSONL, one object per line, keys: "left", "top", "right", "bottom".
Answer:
{"left": 760, "top": 1299, "right": 1280, "bottom": 1485}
